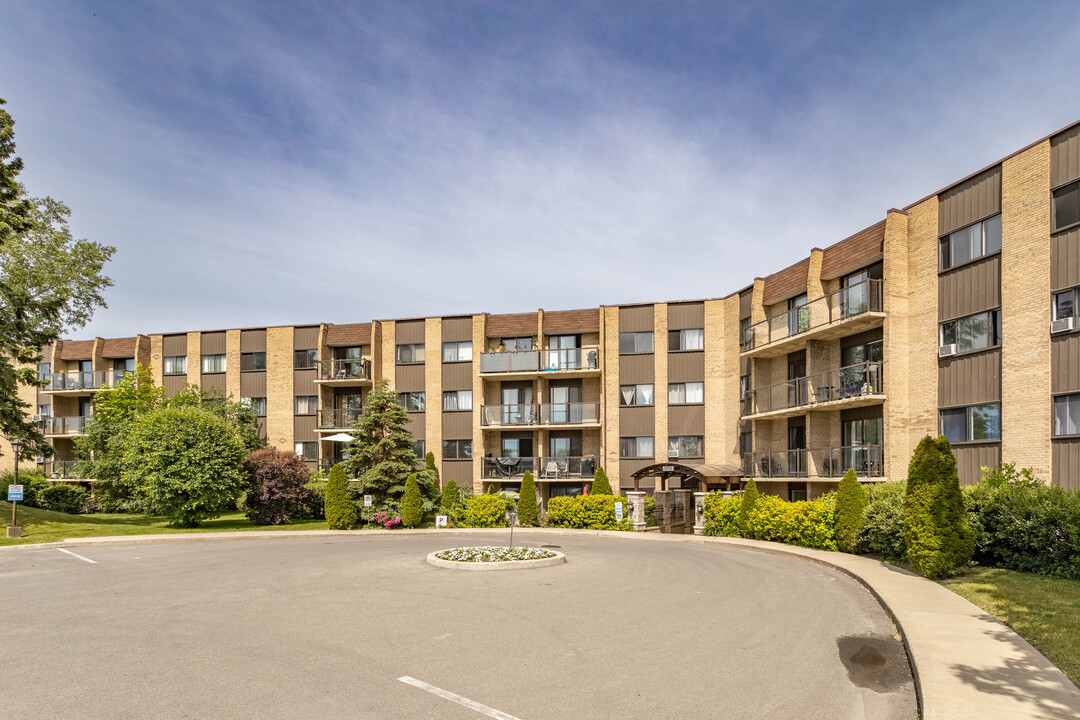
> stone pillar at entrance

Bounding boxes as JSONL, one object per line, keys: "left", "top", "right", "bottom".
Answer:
{"left": 626, "top": 491, "right": 647, "bottom": 531}
{"left": 693, "top": 492, "right": 707, "bottom": 535}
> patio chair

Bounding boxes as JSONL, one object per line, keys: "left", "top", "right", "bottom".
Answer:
{"left": 544, "top": 460, "right": 562, "bottom": 479}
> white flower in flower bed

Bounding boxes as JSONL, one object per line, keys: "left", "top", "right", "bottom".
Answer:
{"left": 434, "top": 546, "right": 555, "bottom": 563}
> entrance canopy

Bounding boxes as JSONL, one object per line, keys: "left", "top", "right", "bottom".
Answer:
{"left": 630, "top": 462, "right": 744, "bottom": 492}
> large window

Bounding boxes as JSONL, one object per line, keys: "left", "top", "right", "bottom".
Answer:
{"left": 619, "top": 436, "right": 654, "bottom": 459}
{"left": 201, "top": 354, "right": 226, "bottom": 373}
{"left": 442, "top": 439, "right": 472, "bottom": 460}
{"left": 940, "top": 310, "right": 1001, "bottom": 353}
{"left": 739, "top": 318, "right": 751, "bottom": 349}
{"left": 940, "top": 403, "right": 1001, "bottom": 443}
{"left": 668, "top": 382, "right": 704, "bottom": 404}
{"left": 294, "top": 442, "right": 317, "bottom": 461}
{"left": 500, "top": 337, "right": 532, "bottom": 351}
{"left": 442, "top": 341, "right": 472, "bottom": 362}
{"left": 619, "top": 383, "right": 654, "bottom": 406}
{"left": 668, "top": 328, "right": 704, "bottom": 351}
{"left": 241, "top": 352, "right": 266, "bottom": 372}
{"left": 398, "top": 392, "right": 426, "bottom": 412}
{"left": 940, "top": 214, "right": 1002, "bottom": 270}
{"left": 1054, "top": 394, "right": 1080, "bottom": 436}
{"left": 442, "top": 390, "right": 472, "bottom": 411}
{"left": 163, "top": 356, "right": 187, "bottom": 375}
{"left": 37, "top": 362, "right": 50, "bottom": 380}
{"left": 1054, "top": 288, "right": 1077, "bottom": 322}
{"left": 114, "top": 358, "right": 135, "bottom": 372}
{"left": 396, "top": 344, "right": 425, "bottom": 364}
{"left": 294, "top": 396, "right": 317, "bottom": 415}
{"left": 1053, "top": 181, "right": 1080, "bottom": 232}
{"left": 242, "top": 397, "right": 267, "bottom": 417}
{"left": 411, "top": 440, "right": 426, "bottom": 459}
{"left": 37, "top": 403, "right": 51, "bottom": 418}
{"left": 294, "top": 349, "right": 318, "bottom": 369}
{"left": 668, "top": 435, "right": 704, "bottom": 458}
{"left": 619, "top": 332, "right": 654, "bottom": 354}
{"left": 548, "top": 335, "right": 578, "bottom": 350}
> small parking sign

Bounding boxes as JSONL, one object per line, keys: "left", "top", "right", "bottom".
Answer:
{"left": 363, "top": 495, "right": 373, "bottom": 507}
{"left": 7, "top": 484, "right": 24, "bottom": 502}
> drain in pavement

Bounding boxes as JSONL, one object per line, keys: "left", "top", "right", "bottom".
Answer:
{"left": 837, "top": 634, "right": 912, "bottom": 693}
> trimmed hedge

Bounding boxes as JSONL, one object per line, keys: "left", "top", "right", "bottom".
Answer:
{"left": 702, "top": 493, "right": 741, "bottom": 537}
{"left": 37, "top": 483, "right": 89, "bottom": 515}
{"left": 2, "top": 469, "right": 49, "bottom": 508}
{"left": 546, "top": 494, "right": 632, "bottom": 530}
{"left": 703, "top": 490, "right": 836, "bottom": 550}
{"left": 859, "top": 482, "right": 907, "bottom": 562}
{"left": 464, "top": 493, "right": 508, "bottom": 527}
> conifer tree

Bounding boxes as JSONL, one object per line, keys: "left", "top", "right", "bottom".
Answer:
{"left": 440, "top": 478, "right": 459, "bottom": 515}
{"left": 904, "top": 435, "right": 974, "bottom": 578}
{"left": 325, "top": 463, "right": 357, "bottom": 530}
{"left": 835, "top": 468, "right": 868, "bottom": 553}
{"left": 518, "top": 470, "right": 538, "bottom": 526}
{"left": 739, "top": 478, "right": 760, "bottom": 538}
{"left": 591, "top": 466, "right": 613, "bottom": 495}
{"left": 400, "top": 473, "right": 423, "bottom": 528}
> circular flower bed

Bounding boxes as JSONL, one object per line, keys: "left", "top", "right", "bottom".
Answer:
{"left": 435, "top": 546, "right": 555, "bottom": 562}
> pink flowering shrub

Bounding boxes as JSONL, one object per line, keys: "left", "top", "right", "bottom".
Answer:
{"left": 373, "top": 510, "right": 403, "bottom": 529}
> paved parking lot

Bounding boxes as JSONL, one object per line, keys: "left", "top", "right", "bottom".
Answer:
{"left": 0, "top": 533, "right": 915, "bottom": 719}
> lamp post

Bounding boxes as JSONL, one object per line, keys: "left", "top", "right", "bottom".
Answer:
{"left": 8, "top": 438, "right": 23, "bottom": 539}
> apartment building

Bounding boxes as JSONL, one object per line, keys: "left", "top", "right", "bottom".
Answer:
{"left": 15, "top": 117, "right": 1080, "bottom": 499}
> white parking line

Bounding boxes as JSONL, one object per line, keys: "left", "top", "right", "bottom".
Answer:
{"left": 58, "top": 548, "right": 97, "bottom": 564}
{"left": 397, "top": 676, "right": 522, "bottom": 720}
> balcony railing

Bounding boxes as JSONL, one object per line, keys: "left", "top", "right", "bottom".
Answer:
{"left": 745, "top": 279, "right": 883, "bottom": 351}
{"left": 316, "top": 358, "right": 371, "bottom": 382}
{"left": 742, "top": 361, "right": 884, "bottom": 416}
{"left": 481, "top": 402, "right": 600, "bottom": 427}
{"left": 42, "top": 370, "right": 129, "bottom": 392}
{"left": 40, "top": 460, "right": 82, "bottom": 479}
{"left": 483, "top": 456, "right": 539, "bottom": 478}
{"left": 317, "top": 408, "right": 363, "bottom": 429}
{"left": 40, "top": 416, "right": 89, "bottom": 436}
{"left": 479, "top": 347, "right": 600, "bottom": 374}
{"left": 742, "top": 444, "right": 884, "bottom": 479}
{"left": 482, "top": 455, "right": 599, "bottom": 479}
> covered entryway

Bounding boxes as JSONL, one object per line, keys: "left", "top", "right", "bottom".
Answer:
{"left": 630, "top": 462, "right": 744, "bottom": 534}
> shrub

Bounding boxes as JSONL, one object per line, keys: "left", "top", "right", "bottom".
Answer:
{"left": 296, "top": 480, "right": 326, "bottom": 520}
{"left": 739, "top": 479, "right": 760, "bottom": 537}
{"left": 400, "top": 473, "right": 423, "bottom": 528}
{"left": 980, "top": 462, "right": 1042, "bottom": 489}
{"left": 242, "top": 448, "right": 313, "bottom": 525}
{"left": 590, "top": 467, "right": 613, "bottom": 495}
{"left": 904, "top": 435, "right": 974, "bottom": 579}
{"left": 702, "top": 492, "right": 742, "bottom": 537}
{"left": 644, "top": 496, "right": 656, "bottom": 527}
{"left": 742, "top": 493, "right": 838, "bottom": 551}
{"left": 2, "top": 469, "right": 48, "bottom": 508}
{"left": 859, "top": 482, "right": 908, "bottom": 562}
{"left": 517, "top": 470, "right": 538, "bottom": 526}
{"left": 37, "top": 483, "right": 89, "bottom": 514}
{"left": 464, "top": 493, "right": 508, "bottom": 527}
{"left": 440, "top": 479, "right": 459, "bottom": 515}
{"left": 546, "top": 494, "right": 632, "bottom": 530}
{"left": 834, "top": 468, "right": 868, "bottom": 553}
{"left": 325, "top": 463, "right": 357, "bottom": 530}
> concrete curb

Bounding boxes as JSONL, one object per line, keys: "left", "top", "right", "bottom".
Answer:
{"left": 425, "top": 548, "right": 566, "bottom": 571}
{"left": 4, "top": 527, "right": 1079, "bottom": 718}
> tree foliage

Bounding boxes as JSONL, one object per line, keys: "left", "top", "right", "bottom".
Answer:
{"left": 739, "top": 478, "right": 760, "bottom": 537}
{"left": 242, "top": 448, "right": 312, "bottom": 525}
{"left": 590, "top": 466, "right": 613, "bottom": 495}
{"left": 517, "top": 470, "right": 538, "bottom": 526}
{"left": 834, "top": 468, "right": 868, "bottom": 553}
{"left": 440, "top": 478, "right": 459, "bottom": 515}
{"left": 166, "top": 384, "right": 266, "bottom": 452}
{"left": 325, "top": 463, "right": 357, "bottom": 530}
{"left": 0, "top": 98, "right": 114, "bottom": 460}
{"left": 400, "top": 473, "right": 423, "bottom": 528}
{"left": 122, "top": 406, "right": 247, "bottom": 527}
{"left": 903, "top": 435, "right": 974, "bottom": 578}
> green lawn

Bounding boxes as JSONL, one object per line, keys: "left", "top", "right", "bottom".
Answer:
{"left": 941, "top": 567, "right": 1080, "bottom": 687}
{"left": 0, "top": 501, "right": 329, "bottom": 546}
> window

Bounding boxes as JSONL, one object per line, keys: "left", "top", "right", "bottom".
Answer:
{"left": 1054, "top": 394, "right": 1080, "bottom": 436}
{"left": 940, "top": 310, "right": 1001, "bottom": 353}
{"left": 668, "top": 435, "right": 704, "bottom": 458}
{"left": 842, "top": 417, "right": 883, "bottom": 446}
{"left": 37, "top": 362, "right": 50, "bottom": 380}
{"left": 411, "top": 440, "right": 426, "bottom": 459}
{"left": 334, "top": 346, "right": 364, "bottom": 360}
{"left": 442, "top": 390, "right": 473, "bottom": 411}
{"left": 619, "top": 436, "right": 654, "bottom": 459}
{"left": 442, "top": 439, "right": 473, "bottom": 460}
{"left": 398, "top": 392, "right": 426, "bottom": 412}
{"left": 740, "top": 429, "right": 752, "bottom": 456}
{"left": 242, "top": 397, "right": 267, "bottom": 417}
{"left": 113, "top": 358, "right": 135, "bottom": 372}
{"left": 618, "top": 332, "right": 654, "bottom": 354}
{"left": 1054, "top": 181, "right": 1080, "bottom": 232}
{"left": 500, "top": 337, "right": 533, "bottom": 351}
{"left": 396, "top": 343, "right": 425, "bottom": 364}
{"left": 740, "top": 374, "right": 750, "bottom": 400}
{"left": 241, "top": 352, "right": 266, "bottom": 371}
{"left": 940, "top": 403, "right": 1001, "bottom": 443}
{"left": 939, "top": 214, "right": 1002, "bottom": 270}
{"left": 442, "top": 341, "right": 473, "bottom": 362}
{"left": 548, "top": 335, "right": 578, "bottom": 349}
{"left": 1054, "top": 289, "right": 1077, "bottom": 322}
{"left": 740, "top": 318, "right": 751, "bottom": 349}
{"left": 37, "top": 404, "right": 51, "bottom": 418}
{"left": 161, "top": 355, "right": 185, "bottom": 375}
{"left": 841, "top": 339, "right": 883, "bottom": 367}
{"left": 294, "top": 442, "right": 317, "bottom": 461}
{"left": 669, "top": 382, "right": 704, "bottom": 405}
{"left": 294, "top": 349, "right": 318, "bottom": 369}
{"left": 668, "top": 328, "right": 704, "bottom": 351}
{"left": 619, "top": 383, "right": 654, "bottom": 406}
{"left": 294, "top": 396, "right": 317, "bottom": 415}
{"left": 201, "top": 354, "right": 226, "bottom": 373}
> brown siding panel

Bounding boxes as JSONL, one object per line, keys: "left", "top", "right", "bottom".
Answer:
{"left": 162, "top": 334, "right": 187, "bottom": 356}
{"left": 619, "top": 406, "right": 655, "bottom": 436}
{"left": 954, "top": 443, "right": 1001, "bottom": 485}
{"left": 1051, "top": 226, "right": 1080, "bottom": 291}
{"left": 162, "top": 375, "right": 186, "bottom": 397}
{"left": 485, "top": 313, "right": 537, "bottom": 338}
{"left": 326, "top": 323, "right": 371, "bottom": 346}
{"left": 441, "top": 317, "right": 473, "bottom": 342}
{"left": 441, "top": 362, "right": 473, "bottom": 390}
{"left": 668, "top": 352, "right": 705, "bottom": 382}
{"left": 667, "top": 302, "right": 705, "bottom": 330}
{"left": 442, "top": 461, "right": 473, "bottom": 487}
{"left": 620, "top": 459, "right": 656, "bottom": 489}
{"left": 406, "top": 413, "right": 425, "bottom": 440}
{"left": 939, "top": 166, "right": 1002, "bottom": 236}
{"left": 293, "top": 370, "right": 317, "bottom": 396}
{"left": 396, "top": 364, "right": 426, "bottom": 391}
{"left": 668, "top": 405, "right": 705, "bottom": 436}
{"left": 939, "top": 350, "right": 1002, "bottom": 406}
{"left": 395, "top": 320, "right": 426, "bottom": 344}
{"left": 739, "top": 289, "right": 753, "bottom": 320}
{"left": 1052, "top": 439, "right": 1080, "bottom": 490}
{"left": 1051, "top": 124, "right": 1080, "bottom": 188}
{"left": 201, "top": 332, "right": 226, "bottom": 354}
{"left": 820, "top": 221, "right": 887, "bottom": 280}
{"left": 939, "top": 255, "right": 1001, "bottom": 320}
{"left": 201, "top": 373, "right": 226, "bottom": 393}
{"left": 1052, "top": 334, "right": 1080, "bottom": 394}
{"left": 840, "top": 328, "right": 883, "bottom": 351}
{"left": 762, "top": 258, "right": 810, "bottom": 306}
{"left": 618, "top": 305, "right": 654, "bottom": 332}
{"left": 544, "top": 308, "right": 600, "bottom": 335}
{"left": 240, "top": 329, "right": 267, "bottom": 352}
{"left": 293, "top": 326, "right": 320, "bottom": 349}
{"left": 100, "top": 337, "right": 137, "bottom": 358}
{"left": 293, "top": 415, "right": 316, "bottom": 442}
{"left": 441, "top": 411, "right": 473, "bottom": 439}
{"left": 619, "top": 354, "right": 654, "bottom": 383}
{"left": 240, "top": 372, "right": 266, "bottom": 397}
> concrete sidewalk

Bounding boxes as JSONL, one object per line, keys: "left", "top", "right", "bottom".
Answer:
{"left": 6, "top": 526, "right": 1080, "bottom": 719}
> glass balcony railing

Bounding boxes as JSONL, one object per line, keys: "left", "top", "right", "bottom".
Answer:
{"left": 317, "top": 358, "right": 371, "bottom": 382}
{"left": 42, "top": 370, "right": 129, "bottom": 392}
{"left": 537, "top": 455, "right": 597, "bottom": 479}
{"left": 741, "top": 361, "right": 883, "bottom": 416}
{"left": 483, "top": 456, "right": 539, "bottom": 479}
{"left": 479, "top": 347, "right": 600, "bottom": 374}
{"left": 41, "top": 460, "right": 82, "bottom": 479}
{"left": 745, "top": 279, "right": 883, "bottom": 351}
{"left": 40, "top": 416, "right": 89, "bottom": 436}
{"left": 317, "top": 408, "right": 363, "bottom": 428}
{"left": 481, "top": 402, "right": 600, "bottom": 426}
{"left": 741, "top": 444, "right": 884, "bottom": 479}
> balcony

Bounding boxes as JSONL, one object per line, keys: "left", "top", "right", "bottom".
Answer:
{"left": 742, "top": 361, "right": 885, "bottom": 420}
{"left": 39, "top": 416, "right": 89, "bottom": 437}
{"left": 483, "top": 455, "right": 597, "bottom": 480}
{"left": 316, "top": 408, "right": 363, "bottom": 431}
{"left": 314, "top": 359, "right": 372, "bottom": 386}
{"left": 41, "top": 370, "right": 129, "bottom": 394}
{"left": 480, "top": 402, "right": 601, "bottom": 428}
{"left": 479, "top": 347, "right": 601, "bottom": 377}
{"left": 743, "top": 279, "right": 884, "bottom": 358}
{"left": 39, "top": 460, "right": 83, "bottom": 480}
{"left": 742, "top": 445, "right": 885, "bottom": 480}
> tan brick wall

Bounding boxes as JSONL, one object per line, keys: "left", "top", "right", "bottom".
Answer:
{"left": 91, "top": 337, "right": 105, "bottom": 374}
{"left": 150, "top": 335, "right": 163, "bottom": 386}
{"left": 704, "top": 297, "right": 741, "bottom": 464}
{"left": 471, "top": 314, "right": 485, "bottom": 492}
{"left": 1001, "top": 141, "right": 1052, "bottom": 478}
{"left": 379, "top": 321, "right": 396, "bottom": 389}
{"left": 654, "top": 304, "right": 668, "bottom": 472}
{"left": 425, "top": 318, "right": 442, "bottom": 470}
{"left": 185, "top": 331, "right": 201, "bottom": 389}
{"left": 225, "top": 328, "right": 241, "bottom": 402}
{"left": 602, "top": 306, "right": 621, "bottom": 485}
{"left": 265, "top": 327, "right": 294, "bottom": 450}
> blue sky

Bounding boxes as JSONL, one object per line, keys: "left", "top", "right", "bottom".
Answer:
{"left": 3, "top": 1, "right": 1080, "bottom": 337}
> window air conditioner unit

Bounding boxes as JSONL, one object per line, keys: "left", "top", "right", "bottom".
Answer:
{"left": 32, "top": 414, "right": 43, "bottom": 422}
{"left": 938, "top": 344, "right": 958, "bottom": 358}
{"left": 35, "top": 456, "right": 45, "bottom": 464}
{"left": 1051, "top": 317, "right": 1075, "bottom": 334}
{"left": 668, "top": 449, "right": 679, "bottom": 459}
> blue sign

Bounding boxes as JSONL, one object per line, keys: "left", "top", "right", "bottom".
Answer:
{"left": 614, "top": 502, "right": 623, "bottom": 522}
{"left": 7, "top": 484, "right": 24, "bottom": 502}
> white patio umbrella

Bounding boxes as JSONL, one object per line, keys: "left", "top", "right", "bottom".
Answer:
{"left": 323, "top": 433, "right": 355, "bottom": 442}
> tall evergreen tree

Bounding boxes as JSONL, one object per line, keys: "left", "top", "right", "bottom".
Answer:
{"left": 517, "top": 470, "right": 538, "bottom": 526}
{"left": 400, "top": 473, "right": 423, "bottom": 528}
{"left": 325, "top": 463, "right": 356, "bottom": 530}
{"left": 590, "top": 466, "right": 613, "bottom": 495}
{"left": 834, "top": 468, "right": 868, "bottom": 553}
{"left": 440, "top": 478, "right": 459, "bottom": 515}
{"left": 739, "top": 478, "right": 760, "bottom": 538}
{"left": 904, "top": 435, "right": 974, "bottom": 578}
